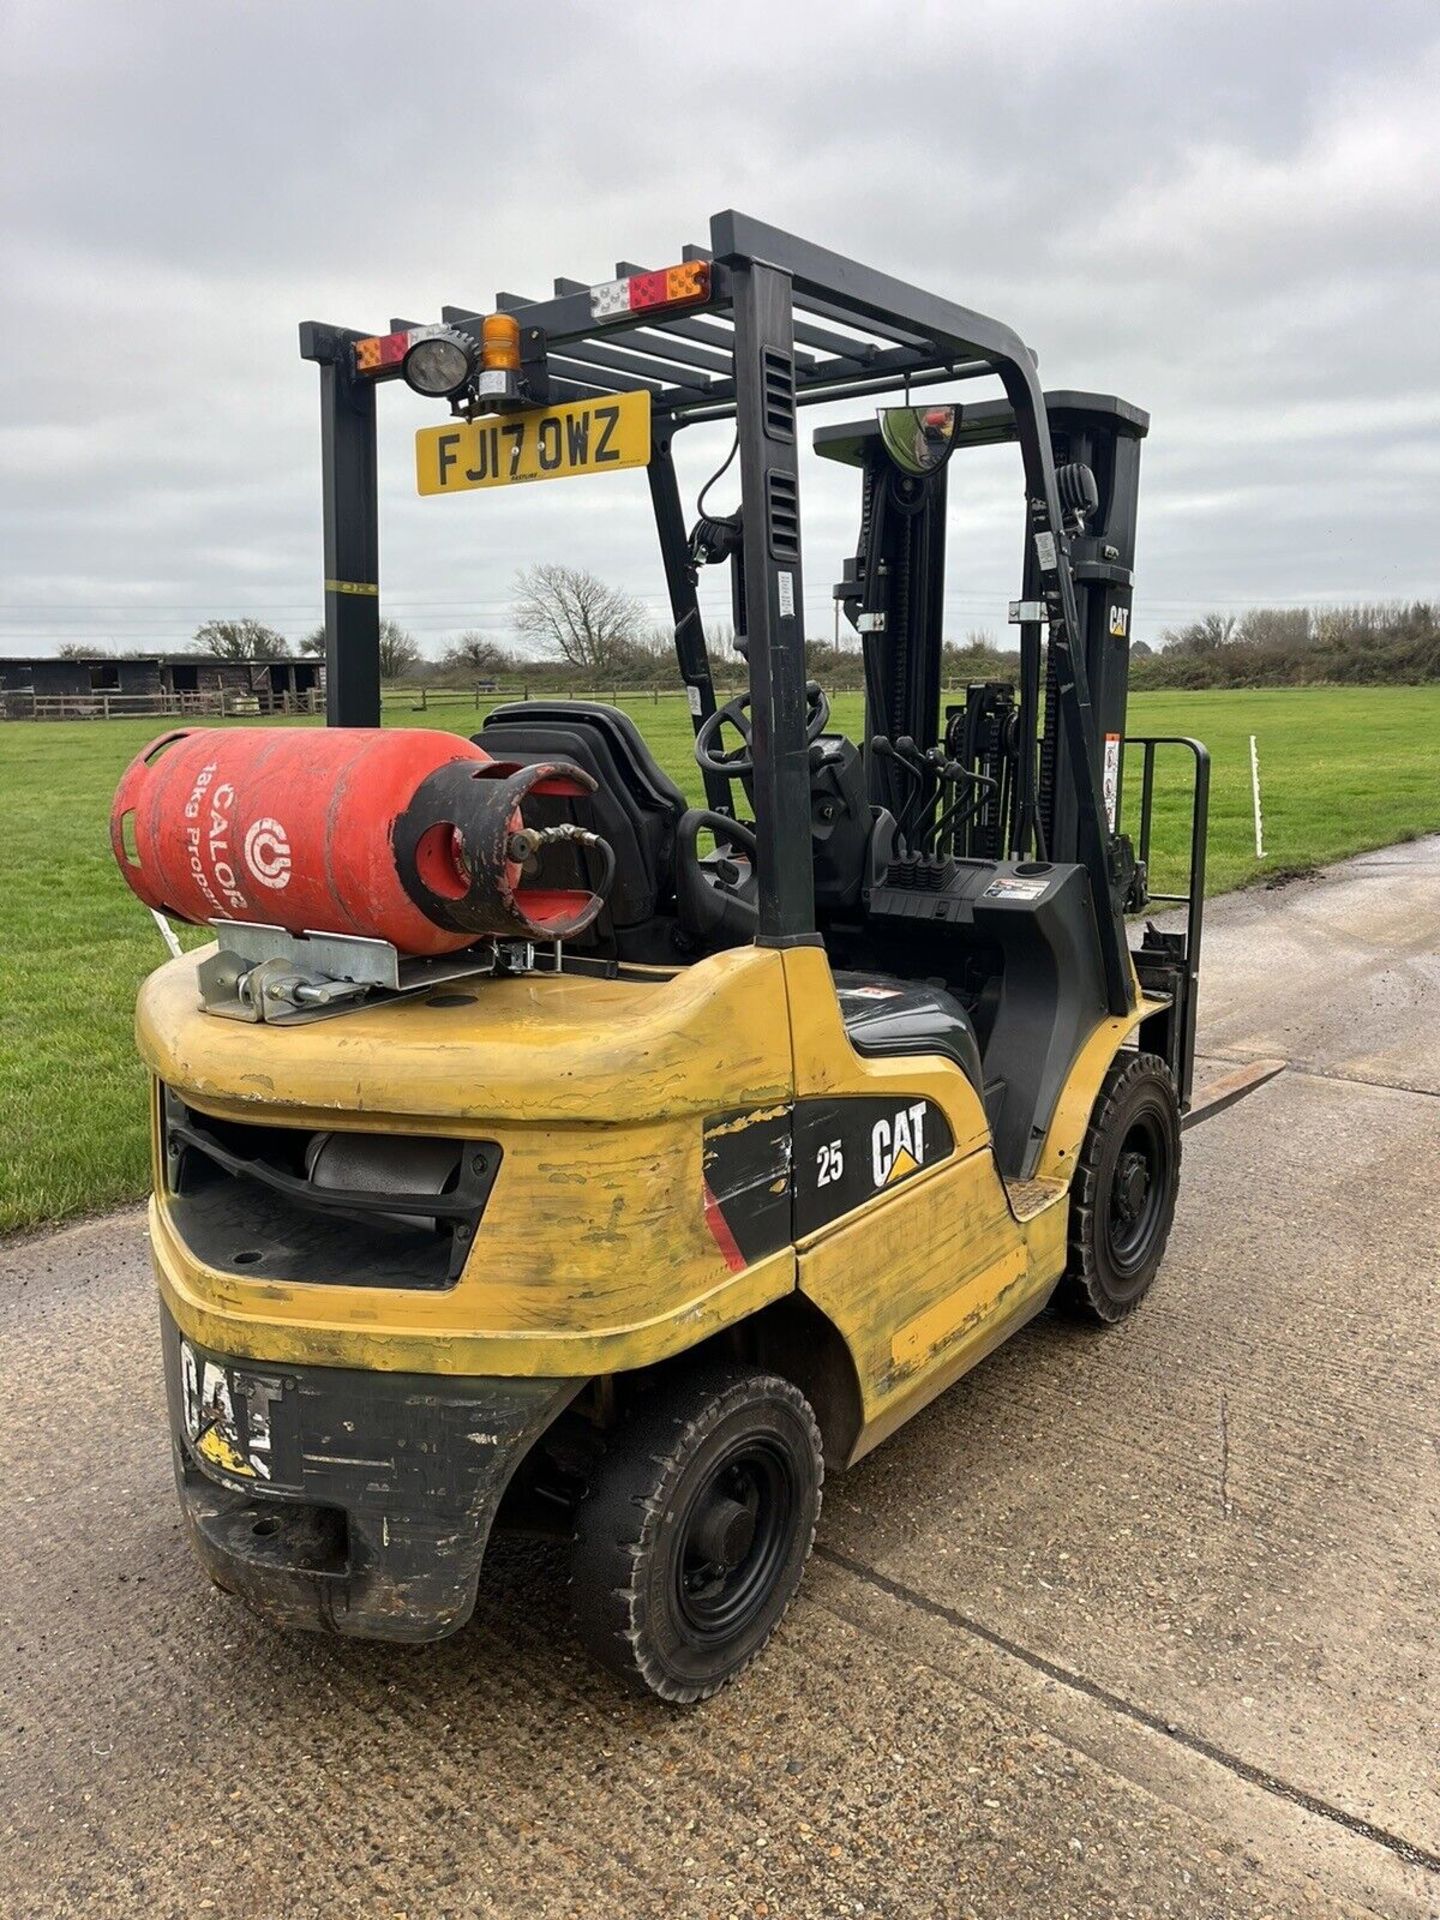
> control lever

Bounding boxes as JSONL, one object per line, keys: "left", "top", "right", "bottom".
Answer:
{"left": 925, "top": 760, "right": 1000, "bottom": 858}
{"left": 894, "top": 735, "right": 948, "bottom": 850}
{"left": 870, "top": 736, "right": 925, "bottom": 853}
{"left": 915, "top": 758, "right": 967, "bottom": 856}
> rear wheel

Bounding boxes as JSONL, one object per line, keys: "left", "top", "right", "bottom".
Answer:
{"left": 1061, "top": 1050, "right": 1180, "bottom": 1324}
{"left": 570, "top": 1367, "right": 823, "bottom": 1704}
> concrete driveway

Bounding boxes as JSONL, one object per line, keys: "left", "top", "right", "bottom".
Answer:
{"left": 2, "top": 839, "right": 1437, "bottom": 1920}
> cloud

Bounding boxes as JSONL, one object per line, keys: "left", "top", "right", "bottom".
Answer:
{"left": 2, "top": 0, "right": 1436, "bottom": 657}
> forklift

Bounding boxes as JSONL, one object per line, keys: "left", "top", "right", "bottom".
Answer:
{"left": 118, "top": 212, "right": 1212, "bottom": 1703}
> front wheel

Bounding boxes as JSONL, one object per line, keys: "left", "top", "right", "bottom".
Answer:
{"left": 570, "top": 1368, "right": 823, "bottom": 1704}
{"left": 1060, "top": 1050, "right": 1181, "bottom": 1324}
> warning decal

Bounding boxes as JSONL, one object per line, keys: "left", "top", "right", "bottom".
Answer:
{"left": 1103, "top": 732, "right": 1121, "bottom": 831}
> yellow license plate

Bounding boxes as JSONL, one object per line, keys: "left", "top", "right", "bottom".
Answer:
{"left": 416, "top": 390, "right": 651, "bottom": 496}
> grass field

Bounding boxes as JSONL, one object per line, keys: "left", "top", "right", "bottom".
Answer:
{"left": 3, "top": 684, "right": 1439, "bottom": 1233}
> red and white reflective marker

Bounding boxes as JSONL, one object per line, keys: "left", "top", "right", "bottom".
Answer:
{"left": 589, "top": 261, "right": 710, "bottom": 320}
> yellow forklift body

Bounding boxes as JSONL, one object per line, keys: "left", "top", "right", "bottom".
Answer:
{"left": 141, "top": 942, "right": 1153, "bottom": 1461}
{"left": 782, "top": 949, "right": 1150, "bottom": 1456}
{"left": 141, "top": 944, "right": 795, "bottom": 1380}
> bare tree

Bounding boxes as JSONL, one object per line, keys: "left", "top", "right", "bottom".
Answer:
{"left": 193, "top": 619, "right": 290, "bottom": 661}
{"left": 513, "top": 565, "right": 647, "bottom": 677}
{"left": 377, "top": 619, "right": 422, "bottom": 680}
{"left": 297, "top": 620, "right": 420, "bottom": 677}
{"left": 443, "top": 631, "right": 511, "bottom": 679}
{"left": 1237, "top": 607, "right": 1310, "bottom": 651}
{"left": 638, "top": 622, "right": 677, "bottom": 658}
{"left": 1160, "top": 613, "right": 1236, "bottom": 656}
{"left": 941, "top": 631, "right": 1018, "bottom": 679}
{"left": 803, "top": 635, "right": 837, "bottom": 677}
{"left": 57, "top": 642, "right": 111, "bottom": 660}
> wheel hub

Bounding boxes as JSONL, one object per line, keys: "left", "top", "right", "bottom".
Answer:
{"left": 1114, "top": 1149, "right": 1150, "bottom": 1223}
{"left": 673, "top": 1447, "right": 794, "bottom": 1639}
{"left": 690, "top": 1492, "right": 756, "bottom": 1574}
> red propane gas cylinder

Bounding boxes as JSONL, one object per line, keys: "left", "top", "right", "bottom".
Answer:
{"left": 110, "top": 727, "right": 605, "bottom": 954}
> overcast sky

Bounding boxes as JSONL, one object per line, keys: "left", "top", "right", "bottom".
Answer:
{"left": 3, "top": 0, "right": 1436, "bottom": 659}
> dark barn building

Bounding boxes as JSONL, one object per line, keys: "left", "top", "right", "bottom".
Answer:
{"left": 0, "top": 655, "right": 323, "bottom": 719}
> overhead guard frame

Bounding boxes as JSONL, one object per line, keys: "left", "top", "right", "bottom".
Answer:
{"left": 300, "top": 210, "right": 1133, "bottom": 1012}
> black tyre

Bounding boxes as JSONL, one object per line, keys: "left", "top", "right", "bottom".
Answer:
{"left": 570, "top": 1367, "right": 823, "bottom": 1704}
{"left": 1061, "top": 1050, "right": 1181, "bottom": 1324}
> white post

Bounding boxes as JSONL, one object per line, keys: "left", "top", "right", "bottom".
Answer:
{"left": 1249, "top": 733, "right": 1265, "bottom": 859}
{"left": 150, "top": 909, "right": 184, "bottom": 960}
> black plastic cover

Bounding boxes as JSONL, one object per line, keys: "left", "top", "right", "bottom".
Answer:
{"left": 834, "top": 971, "right": 984, "bottom": 1091}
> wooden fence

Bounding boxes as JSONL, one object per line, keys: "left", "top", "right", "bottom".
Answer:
{"left": 1, "top": 688, "right": 324, "bottom": 722}
{"left": 6, "top": 681, "right": 988, "bottom": 722}
{"left": 389, "top": 684, "right": 745, "bottom": 712}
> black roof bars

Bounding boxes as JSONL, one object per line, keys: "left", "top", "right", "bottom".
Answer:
{"left": 415, "top": 211, "right": 1020, "bottom": 429}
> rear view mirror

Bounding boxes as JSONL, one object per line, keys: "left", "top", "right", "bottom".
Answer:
{"left": 878, "top": 404, "right": 959, "bottom": 477}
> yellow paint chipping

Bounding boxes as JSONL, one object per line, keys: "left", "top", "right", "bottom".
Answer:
{"left": 891, "top": 1245, "right": 1028, "bottom": 1366}
{"left": 704, "top": 1105, "right": 790, "bottom": 1140}
{"left": 144, "top": 946, "right": 797, "bottom": 1376}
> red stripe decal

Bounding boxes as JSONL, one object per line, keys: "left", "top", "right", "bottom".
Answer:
{"left": 702, "top": 1181, "right": 747, "bottom": 1274}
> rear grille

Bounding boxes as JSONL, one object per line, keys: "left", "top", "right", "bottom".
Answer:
{"left": 766, "top": 471, "right": 800, "bottom": 561}
{"left": 761, "top": 347, "right": 795, "bottom": 440}
{"left": 160, "top": 1086, "right": 499, "bottom": 1289}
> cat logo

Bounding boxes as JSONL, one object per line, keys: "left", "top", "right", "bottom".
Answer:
{"left": 180, "top": 1343, "right": 281, "bottom": 1483}
{"left": 872, "top": 1103, "right": 929, "bottom": 1188}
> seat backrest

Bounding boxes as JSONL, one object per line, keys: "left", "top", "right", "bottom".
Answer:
{"left": 476, "top": 703, "right": 685, "bottom": 934}
{"left": 487, "top": 702, "right": 689, "bottom": 814}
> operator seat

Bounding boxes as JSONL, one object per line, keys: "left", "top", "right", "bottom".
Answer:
{"left": 476, "top": 702, "right": 686, "bottom": 955}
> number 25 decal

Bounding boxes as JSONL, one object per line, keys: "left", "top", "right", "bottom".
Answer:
{"left": 816, "top": 1140, "right": 845, "bottom": 1187}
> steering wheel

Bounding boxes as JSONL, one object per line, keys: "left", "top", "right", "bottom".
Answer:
{"left": 694, "top": 681, "right": 831, "bottom": 778}
{"left": 674, "top": 810, "right": 759, "bottom": 948}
